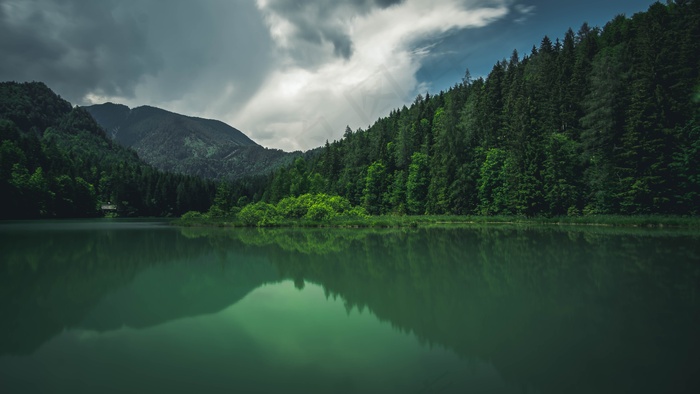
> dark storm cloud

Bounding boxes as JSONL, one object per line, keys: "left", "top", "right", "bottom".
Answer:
{"left": 0, "top": 0, "right": 274, "bottom": 111}
{"left": 260, "top": 0, "right": 405, "bottom": 64}
{"left": 0, "top": 0, "right": 161, "bottom": 102}
{"left": 134, "top": 0, "right": 274, "bottom": 114}
{"left": 375, "top": 0, "right": 404, "bottom": 7}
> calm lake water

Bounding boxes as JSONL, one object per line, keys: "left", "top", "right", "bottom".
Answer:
{"left": 1, "top": 220, "right": 698, "bottom": 393}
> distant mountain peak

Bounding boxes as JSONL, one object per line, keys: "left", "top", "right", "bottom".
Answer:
{"left": 85, "top": 103, "right": 257, "bottom": 147}
{"left": 84, "top": 102, "right": 298, "bottom": 180}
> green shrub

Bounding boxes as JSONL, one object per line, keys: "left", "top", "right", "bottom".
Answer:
{"left": 326, "top": 195, "right": 352, "bottom": 213}
{"left": 305, "top": 202, "right": 335, "bottom": 221}
{"left": 227, "top": 193, "right": 368, "bottom": 226}
{"left": 238, "top": 202, "right": 281, "bottom": 226}
{"left": 277, "top": 195, "right": 311, "bottom": 218}
{"left": 207, "top": 205, "right": 227, "bottom": 218}
{"left": 181, "top": 211, "right": 204, "bottom": 220}
{"left": 277, "top": 193, "right": 357, "bottom": 220}
{"left": 567, "top": 206, "right": 581, "bottom": 217}
{"left": 345, "top": 206, "right": 369, "bottom": 218}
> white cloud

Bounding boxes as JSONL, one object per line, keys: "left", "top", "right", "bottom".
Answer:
{"left": 233, "top": 0, "right": 509, "bottom": 151}
{"left": 514, "top": 3, "right": 536, "bottom": 23}
{"left": 3, "top": 0, "right": 509, "bottom": 152}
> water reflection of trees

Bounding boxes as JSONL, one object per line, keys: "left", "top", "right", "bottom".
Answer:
{"left": 219, "top": 226, "right": 700, "bottom": 394}
{"left": 180, "top": 226, "right": 376, "bottom": 255}
{"left": 3, "top": 224, "right": 698, "bottom": 392}
{"left": 0, "top": 226, "right": 219, "bottom": 355}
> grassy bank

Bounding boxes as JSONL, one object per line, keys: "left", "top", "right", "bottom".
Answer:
{"left": 173, "top": 193, "right": 700, "bottom": 229}
{"left": 173, "top": 214, "right": 700, "bottom": 229}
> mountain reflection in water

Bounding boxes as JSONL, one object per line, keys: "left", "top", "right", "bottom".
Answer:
{"left": 1, "top": 221, "right": 698, "bottom": 393}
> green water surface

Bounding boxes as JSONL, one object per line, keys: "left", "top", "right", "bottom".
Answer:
{"left": 1, "top": 220, "right": 698, "bottom": 393}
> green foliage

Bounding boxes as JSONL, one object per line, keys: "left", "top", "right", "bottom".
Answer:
{"left": 277, "top": 194, "right": 315, "bottom": 218}
{"left": 0, "top": 82, "right": 216, "bottom": 219}
{"left": 477, "top": 148, "right": 512, "bottom": 215}
{"left": 228, "top": 1, "right": 698, "bottom": 219}
{"left": 670, "top": 117, "right": 700, "bottom": 213}
{"left": 238, "top": 202, "right": 281, "bottom": 227}
{"left": 362, "top": 161, "right": 388, "bottom": 215}
{"left": 181, "top": 211, "right": 205, "bottom": 220}
{"left": 543, "top": 133, "right": 580, "bottom": 215}
{"left": 229, "top": 193, "right": 367, "bottom": 226}
{"left": 406, "top": 152, "right": 429, "bottom": 214}
{"left": 210, "top": 182, "right": 233, "bottom": 216}
{"left": 305, "top": 202, "right": 335, "bottom": 221}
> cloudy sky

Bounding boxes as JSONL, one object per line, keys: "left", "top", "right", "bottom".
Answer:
{"left": 1, "top": 0, "right": 655, "bottom": 151}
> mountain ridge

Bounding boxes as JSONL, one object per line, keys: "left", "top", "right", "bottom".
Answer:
{"left": 86, "top": 103, "right": 257, "bottom": 147}
{"left": 84, "top": 102, "right": 299, "bottom": 180}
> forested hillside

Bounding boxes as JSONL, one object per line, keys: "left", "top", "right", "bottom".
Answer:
{"left": 218, "top": 1, "right": 700, "bottom": 217}
{"left": 0, "top": 82, "right": 215, "bottom": 219}
{"left": 85, "top": 103, "right": 299, "bottom": 180}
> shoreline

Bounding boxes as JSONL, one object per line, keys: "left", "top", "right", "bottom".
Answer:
{"left": 172, "top": 214, "right": 700, "bottom": 229}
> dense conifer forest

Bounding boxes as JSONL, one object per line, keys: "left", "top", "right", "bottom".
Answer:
{"left": 0, "top": 82, "right": 215, "bottom": 219}
{"left": 214, "top": 1, "right": 700, "bottom": 218}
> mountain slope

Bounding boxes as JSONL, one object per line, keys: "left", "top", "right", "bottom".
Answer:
{"left": 0, "top": 81, "right": 215, "bottom": 218}
{"left": 86, "top": 103, "right": 256, "bottom": 147}
{"left": 84, "top": 103, "right": 299, "bottom": 180}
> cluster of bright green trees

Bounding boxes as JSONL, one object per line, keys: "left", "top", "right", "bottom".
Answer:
{"left": 218, "top": 1, "right": 700, "bottom": 217}
{"left": 185, "top": 192, "right": 367, "bottom": 226}
{"left": 0, "top": 82, "right": 215, "bottom": 219}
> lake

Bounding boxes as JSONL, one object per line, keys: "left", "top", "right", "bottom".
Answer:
{"left": 1, "top": 220, "right": 698, "bottom": 393}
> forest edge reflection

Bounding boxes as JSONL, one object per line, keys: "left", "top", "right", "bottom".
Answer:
{"left": 1, "top": 222, "right": 699, "bottom": 393}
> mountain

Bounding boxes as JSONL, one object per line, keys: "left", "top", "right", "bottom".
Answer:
{"left": 85, "top": 103, "right": 256, "bottom": 148}
{"left": 84, "top": 103, "right": 299, "bottom": 180}
{"left": 0, "top": 81, "right": 215, "bottom": 219}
